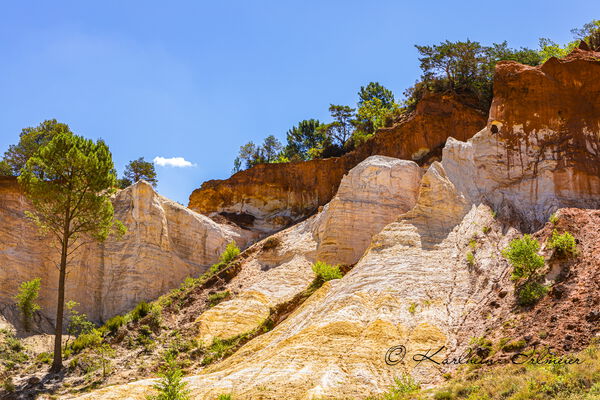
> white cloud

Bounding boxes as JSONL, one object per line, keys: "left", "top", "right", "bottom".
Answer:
{"left": 153, "top": 156, "right": 196, "bottom": 168}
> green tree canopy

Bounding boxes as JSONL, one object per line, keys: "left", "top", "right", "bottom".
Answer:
{"left": 18, "top": 131, "right": 125, "bottom": 372}
{"left": 283, "top": 119, "right": 324, "bottom": 161}
{"left": 571, "top": 19, "right": 600, "bottom": 51}
{"left": 358, "top": 82, "right": 395, "bottom": 108}
{"left": 408, "top": 39, "right": 543, "bottom": 111}
{"left": 324, "top": 104, "right": 355, "bottom": 148}
{"left": 354, "top": 82, "right": 401, "bottom": 139}
{"left": 262, "top": 135, "right": 282, "bottom": 163}
{"left": 2, "top": 119, "right": 72, "bottom": 176}
{"left": 120, "top": 157, "right": 158, "bottom": 188}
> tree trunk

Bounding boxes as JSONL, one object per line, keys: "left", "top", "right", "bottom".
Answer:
{"left": 50, "top": 235, "right": 68, "bottom": 373}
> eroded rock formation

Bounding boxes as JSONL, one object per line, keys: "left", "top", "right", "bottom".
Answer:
{"left": 196, "top": 155, "right": 423, "bottom": 345}
{"left": 73, "top": 47, "right": 600, "bottom": 400}
{"left": 188, "top": 93, "right": 486, "bottom": 232}
{"left": 443, "top": 47, "right": 600, "bottom": 230}
{"left": 0, "top": 179, "right": 255, "bottom": 326}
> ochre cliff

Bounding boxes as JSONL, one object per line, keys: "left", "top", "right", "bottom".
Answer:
{"left": 195, "top": 155, "right": 422, "bottom": 346}
{"left": 73, "top": 48, "right": 600, "bottom": 400}
{"left": 0, "top": 179, "right": 255, "bottom": 326}
{"left": 188, "top": 93, "right": 486, "bottom": 232}
{"left": 444, "top": 45, "right": 600, "bottom": 230}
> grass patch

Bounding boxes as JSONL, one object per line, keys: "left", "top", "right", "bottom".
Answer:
{"left": 208, "top": 291, "right": 230, "bottom": 307}
{"left": 425, "top": 343, "right": 600, "bottom": 399}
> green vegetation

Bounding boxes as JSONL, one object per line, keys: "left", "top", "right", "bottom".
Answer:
{"left": 158, "top": 243, "right": 241, "bottom": 310}
{"left": 229, "top": 20, "right": 600, "bottom": 173}
{"left": 502, "top": 235, "right": 545, "bottom": 281}
{"left": 131, "top": 301, "right": 152, "bottom": 322}
{"left": 517, "top": 281, "right": 550, "bottom": 306}
{"left": 366, "top": 374, "right": 420, "bottom": 399}
{"left": 216, "top": 395, "right": 233, "bottom": 400}
{"left": 572, "top": 19, "right": 600, "bottom": 51}
{"left": 501, "top": 339, "right": 527, "bottom": 352}
{"left": 503, "top": 235, "right": 548, "bottom": 306}
{"left": 104, "top": 315, "right": 125, "bottom": 334}
{"left": 408, "top": 302, "right": 417, "bottom": 314}
{"left": 548, "top": 213, "right": 559, "bottom": 225}
{"left": 233, "top": 81, "right": 401, "bottom": 171}
{"left": 36, "top": 351, "right": 53, "bottom": 365}
{"left": 547, "top": 230, "right": 577, "bottom": 258}
{"left": 0, "top": 329, "right": 28, "bottom": 372}
{"left": 209, "top": 242, "right": 240, "bottom": 274}
{"left": 482, "top": 225, "right": 491, "bottom": 234}
{"left": 65, "top": 301, "right": 95, "bottom": 347}
{"left": 0, "top": 119, "right": 72, "bottom": 176}
{"left": 466, "top": 251, "right": 475, "bottom": 266}
{"left": 365, "top": 343, "right": 600, "bottom": 399}
{"left": 208, "top": 291, "right": 230, "bottom": 307}
{"left": 118, "top": 156, "right": 158, "bottom": 188}
{"left": 14, "top": 278, "right": 41, "bottom": 332}
{"left": 70, "top": 329, "right": 103, "bottom": 354}
{"left": 407, "top": 40, "right": 542, "bottom": 112}
{"left": 311, "top": 261, "right": 343, "bottom": 283}
{"left": 434, "top": 343, "right": 599, "bottom": 400}
{"left": 18, "top": 130, "right": 126, "bottom": 372}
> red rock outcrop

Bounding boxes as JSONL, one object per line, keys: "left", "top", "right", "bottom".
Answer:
{"left": 188, "top": 93, "right": 486, "bottom": 232}
{"left": 443, "top": 46, "right": 600, "bottom": 229}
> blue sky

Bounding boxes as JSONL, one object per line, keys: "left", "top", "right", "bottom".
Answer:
{"left": 1, "top": 1, "right": 597, "bottom": 204}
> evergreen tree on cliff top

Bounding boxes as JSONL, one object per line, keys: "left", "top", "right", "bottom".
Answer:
{"left": 2, "top": 119, "right": 72, "bottom": 176}
{"left": 119, "top": 157, "right": 158, "bottom": 188}
{"left": 18, "top": 131, "right": 125, "bottom": 372}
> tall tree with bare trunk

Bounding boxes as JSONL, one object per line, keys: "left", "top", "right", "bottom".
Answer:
{"left": 18, "top": 131, "right": 125, "bottom": 372}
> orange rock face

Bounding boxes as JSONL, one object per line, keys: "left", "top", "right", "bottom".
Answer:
{"left": 188, "top": 93, "right": 486, "bottom": 232}
{"left": 443, "top": 46, "right": 600, "bottom": 229}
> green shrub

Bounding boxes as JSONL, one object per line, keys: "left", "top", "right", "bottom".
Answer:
{"left": 105, "top": 315, "right": 125, "bottom": 334}
{"left": 312, "top": 261, "right": 342, "bottom": 282}
{"left": 482, "top": 226, "right": 491, "bottom": 234}
{"left": 466, "top": 251, "right": 475, "bottom": 266}
{"left": 547, "top": 230, "right": 577, "bottom": 258}
{"left": 130, "top": 301, "right": 152, "bottom": 322}
{"left": 208, "top": 291, "right": 230, "bottom": 307}
{"left": 549, "top": 213, "right": 559, "bottom": 225}
{"left": 219, "top": 242, "right": 240, "bottom": 265}
{"left": 148, "top": 354, "right": 191, "bottom": 400}
{"left": 208, "top": 243, "right": 240, "bottom": 275}
{"left": 36, "top": 351, "right": 53, "bottom": 365}
{"left": 516, "top": 281, "right": 549, "bottom": 306}
{"left": 502, "top": 235, "right": 545, "bottom": 280}
{"left": 14, "top": 278, "right": 41, "bottom": 331}
{"left": 70, "top": 329, "right": 102, "bottom": 354}
{"left": 216, "top": 395, "right": 233, "bottom": 400}
{"left": 65, "top": 300, "right": 95, "bottom": 343}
